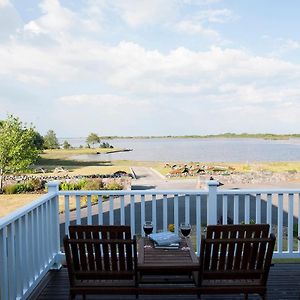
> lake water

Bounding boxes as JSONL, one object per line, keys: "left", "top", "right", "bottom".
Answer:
{"left": 60, "top": 137, "right": 300, "bottom": 162}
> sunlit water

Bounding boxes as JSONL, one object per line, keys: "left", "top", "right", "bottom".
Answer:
{"left": 59, "top": 138, "right": 300, "bottom": 162}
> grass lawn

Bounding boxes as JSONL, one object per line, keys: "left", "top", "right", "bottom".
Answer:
{"left": 0, "top": 194, "right": 44, "bottom": 218}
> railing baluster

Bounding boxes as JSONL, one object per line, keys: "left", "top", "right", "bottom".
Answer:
{"left": 245, "top": 194, "right": 250, "bottom": 224}
{"left": 130, "top": 195, "right": 135, "bottom": 236}
{"left": 152, "top": 195, "right": 157, "bottom": 233}
{"left": 16, "top": 218, "right": 23, "bottom": 297}
{"left": 29, "top": 211, "right": 34, "bottom": 281}
{"left": 288, "top": 194, "right": 294, "bottom": 253}
{"left": 87, "top": 195, "right": 92, "bottom": 225}
{"left": 24, "top": 212, "right": 30, "bottom": 289}
{"left": 7, "top": 223, "right": 16, "bottom": 300}
{"left": 76, "top": 195, "right": 81, "bottom": 225}
{"left": 256, "top": 193, "right": 261, "bottom": 223}
{"left": 223, "top": 195, "right": 228, "bottom": 224}
{"left": 0, "top": 227, "right": 8, "bottom": 300}
{"left": 109, "top": 195, "right": 114, "bottom": 225}
{"left": 196, "top": 195, "right": 201, "bottom": 254}
{"left": 141, "top": 194, "right": 145, "bottom": 236}
{"left": 34, "top": 208, "right": 39, "bottom": 277}
{"left": 185, "top": 194, "right": 190, "bottom": 224}
{"left": 120, "top": 195, "right": 125, "bottom": 225}
{"left": 277, "top": 194, "right": 283, "bottom": 253}
{"left": 234, "top": 195, "right": 239, "bottom": 224}
{"left": 174, "top": 195, "right": 179, "bottom": 234}
{"left": 35, "top": 207, "right": 41, "bottom": 276}
{"left": 267, "top": 194, "right": 272, "bottom": 232}
{"left": 64, "top": 195, "right": 70, "bottom": 235}
{"left": 298, "top": 194, "right": 300, "bottom": 252}
{"left": 98, "top": 195, "right": 103, "bottom": 225}
{"left": 163, "top": 194, "right": 168, "bottom": 231}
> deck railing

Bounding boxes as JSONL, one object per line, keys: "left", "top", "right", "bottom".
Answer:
{"left": 1, "top": 180, "right": 300, "bottom": 299}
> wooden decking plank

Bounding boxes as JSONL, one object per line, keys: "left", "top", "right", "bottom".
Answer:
{"left": 30, "top": 264, "right": 300, "bottom": 300}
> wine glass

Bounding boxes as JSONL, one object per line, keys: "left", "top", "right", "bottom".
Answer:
{"left": 143, "top": 221, "right": 153, "bottom": 237}
{"left": 180, "top": 223, "right": 191, "bottom": 238}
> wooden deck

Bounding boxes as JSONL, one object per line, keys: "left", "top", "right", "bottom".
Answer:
{"left": 30, "top": 264, "right": 300, "bottom": 300}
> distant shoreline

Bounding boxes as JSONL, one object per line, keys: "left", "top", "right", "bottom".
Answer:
{"left": 59, "top": 134, "right": 300, "bottom": 141}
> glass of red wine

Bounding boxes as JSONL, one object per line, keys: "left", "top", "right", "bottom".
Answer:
{"left": 180, "top": 223, "right": 191, "bottom": 238}
{"left": 143, "top": 221, "right": 153, "bottom": 237}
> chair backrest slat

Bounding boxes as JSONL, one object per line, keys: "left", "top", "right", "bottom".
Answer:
{"left": 199, "top": 224, "right": 275, "bottom": 283}
{"left": 66, "top": 225, "right": 136, "bottom": 276}
{"left": 211, "top": 230, "right": 220, "bottom": 270}
{"left": 226, "top": 229, "right": 237, "bottom": 270}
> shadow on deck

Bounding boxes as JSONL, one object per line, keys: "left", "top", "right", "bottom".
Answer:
{"left": 30, "top": 264, "right": 300, "bottom": 300}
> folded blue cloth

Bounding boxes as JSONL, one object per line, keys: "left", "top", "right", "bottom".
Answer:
{"left": 149, "top": 231, "right": 181, "bottom": 246}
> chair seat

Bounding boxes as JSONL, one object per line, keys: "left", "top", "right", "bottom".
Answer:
{"left": 201, "top": 278, "right": 262, "bottom": 287}
{"left": 74, "top": 279, "right": 137, "bottom": 288}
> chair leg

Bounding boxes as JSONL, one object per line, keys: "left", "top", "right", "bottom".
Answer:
{"left": 244, "top": 294, "right": 248, "bottom": 300}
{"left": 82, "top": 294, "right": 86, "bottom": 300}
{"left": 69, "top": 292, "right": 75, "bottom": 300}
{"left": 260, "top": 293, "right": 266, "bottom": 300}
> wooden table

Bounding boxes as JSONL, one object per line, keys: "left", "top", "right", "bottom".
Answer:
{"left": 137, "top": 237, "right": 199, "bottom": 295}
{"left": 138, "top": 237, "right": 199, "bottom": 275}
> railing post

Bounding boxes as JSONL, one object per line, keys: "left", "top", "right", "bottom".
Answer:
{"left": 47, "top": 181, "right": 61, "bottom": 269}
{"left": 207, "top": 180, "right": 219, "bottom": 225}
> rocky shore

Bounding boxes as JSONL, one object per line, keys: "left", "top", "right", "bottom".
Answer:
{"left": 197, "top": 171, "right": 300, "bottom": 188}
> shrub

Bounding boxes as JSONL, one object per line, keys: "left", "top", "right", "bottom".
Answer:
{"left": 82, "top": 178, "right": 104, "bottom": 190}
{"left": 59, "top": 179, "right": 86, "bottom": 191}
{"left": 4, "top": 184, "right": 18, "bottom": 194}
{"left": 16, "top": 182, "right": 34, "bottom": 193}
{"left": 27, "top": 178, "right": 45, "bottom": 191}
{"left": 105, "top": 182, "right": 123, "bottom": 190}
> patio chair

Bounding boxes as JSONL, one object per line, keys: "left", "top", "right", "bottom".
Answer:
{"left": 197, "top": 224, "right": 275, "bottom": 300}
{"left": 63, "top": 225, "right": 138, "bottom": 299}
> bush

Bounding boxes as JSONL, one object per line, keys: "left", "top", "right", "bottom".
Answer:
{"left": 4, "top": 184, "right": 18, "bottom": 194}
{"left": 82, "top": 178, "right": 104, "bottom": 190}
{"left": 105, "top": 182, "right": 123, "bottom": 190}
{"left": 17, "top": 182, "right": 35, "bottom": 193}
{"left": 59, "top": 180, "right": 86, "bottom": 191}
{"left": 4, "top": 182, "right": 36, "bottom": 194}
{"left": 27, "top": 178, "right": 45, "bottom": 191}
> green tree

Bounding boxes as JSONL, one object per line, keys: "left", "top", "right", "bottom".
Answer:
{"left": 33, "top": 130, "right": 44, "bottom": 150}
{"left": 43, "top": 130, "right": 59, "bottom": 149}
{"left": 63, "top": 140, "right": 71, "bottom": 149}
{"left": 0, "top": 115, "right": 39, "bottom": 192}
{"left": 86, "top": 133, "right": 100, "bottom": 148}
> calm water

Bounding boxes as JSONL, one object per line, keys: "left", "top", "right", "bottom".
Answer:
{"left": 61, "top": 137, "right": 300, "bottom": 162}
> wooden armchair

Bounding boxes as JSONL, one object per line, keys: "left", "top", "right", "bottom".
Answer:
{"left": 197, "top": 224, "right": 276, "bottom": 300}
{"left": 63, "top": 225, "right": 138, "bottom": 299}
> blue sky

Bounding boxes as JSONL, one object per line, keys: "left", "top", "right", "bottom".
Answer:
{"left": 1, "top": 0, "right": 300, "bottom": 137}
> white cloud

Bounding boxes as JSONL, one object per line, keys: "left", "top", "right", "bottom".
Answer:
{"left": 175, "top": 20, "right": 220, "bottom": 38}
{"left": 103, "top": 0, "right": 179, "bottom": 27}
{"left": 197, "top": 9, "right": 233, "bottom": 23}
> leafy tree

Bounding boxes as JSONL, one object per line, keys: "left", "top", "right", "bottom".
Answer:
{"left": 43, "top": 130, "right": 59, "bottom": 149}
{"left": 33, "top": 131, "right": 44, "bottom": 150}
{"left": 86, "top": 133, "right": 100, "bottom": 148}
{"left": 63, "top": 140, "right": 71, "bottom": 149}
{"left": 0, "top": 115, "right": 39, "bottom": 192}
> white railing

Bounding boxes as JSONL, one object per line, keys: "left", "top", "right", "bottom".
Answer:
{"left": 1, "top": 180, "right": 300, "bottom": 299}
{"left": 0, "top": 182, "right": 60, "bottom": 300}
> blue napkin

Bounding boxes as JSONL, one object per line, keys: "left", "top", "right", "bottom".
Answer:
{"left": 149, "top": 231, "right": 181, "bottom": 246}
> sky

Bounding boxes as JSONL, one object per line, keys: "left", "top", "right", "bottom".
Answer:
{"left": 1, "top": 0, "right": 300, "bottom": 137}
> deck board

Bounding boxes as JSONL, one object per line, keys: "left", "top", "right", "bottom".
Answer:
{"left": 30, "top": 264, "right": 300, "bottom": 300}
